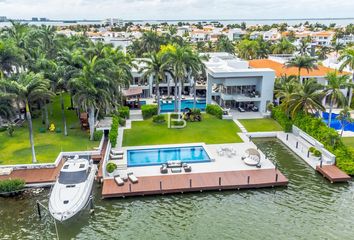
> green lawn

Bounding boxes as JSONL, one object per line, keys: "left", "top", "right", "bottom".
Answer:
{"left": 123, "top": 114, "right": 242, "bottom": 146}
{"left": 0, "top": 94, "right": 99, "bottom": 165}
{"left": 342, "top": 137, "right": 354, "bottom": 149}
{"left": 239, "top": 118, "right": 283, "bottom": 132}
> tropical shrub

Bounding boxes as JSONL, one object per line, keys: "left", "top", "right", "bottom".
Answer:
{"left": 141, "top": 105, "right": 158, "bottom": 119}
{"left": 7, "top": 124, "right": 14, "bottom": 137}
{"left": 313, "top": 149, "right": 322, "bottom": 158}
{"left": 118, "top": 106, "right": 130, "bottom": 119}
{"left": 118, "top": 117, "right": 126, "bottom": 127}
{"left": 206, "top": 104, "right": 223, "bottom": 119}
{"left": 0, "top": 179, "right": 25, "bottom": 193}
{"left": 153, "top": 114, "right": 165, "bottom": 123}
{"left": 106, "top": 162, "right": 117, "bottom": 174}
{"left": 271, "top": 107, "right": 292, "bottom": 132}
{"left": 309, "top": 147, "right": 316, "bottom": 153}
{"left": 170, "top": 113, "right": 179, "bottom": 119}
{"left": 0, "top": 126, "right": 7, "bottom": 132}
{"left": 93, "top": 130, "right": 103, "bottom": 141}
{"left": 171, "top": 120, "right": 185, "bottom": 126}
{"left": 109, "top": 115, "right": 119, "bottom": 147}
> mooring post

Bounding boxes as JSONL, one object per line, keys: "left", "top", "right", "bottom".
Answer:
{"left": 36, "top": 201, "right": 41, "bottom": 219}
{"left": 219, "top": 177, "right": 221, "bottom": 186}
{"left": 190, "top": 179, "right": 192, "bottom": 188}
{"left": 296, "top": 142, "right": 298, "bottom": 148}
{"left": 249, "top": 136, "right": 252, "bottom": 142}
{"left": 286, "top": 134, "right": 288, "bottom": 141}
{"left": 320, "top": 160, "right": 323, "bottom": 168}
{"left": 247, "top": 176, "right": 250, "bottom": 184}
{"left": 275, "top": 173, "right": 278, "bottom": 182}
{"left": 129, "top": 184, "right": 132, "bottom": 192}
{"left": 160, "top": 181, "right": 162, "bottom": 190}
{"left": 307, "top": 151, "right": 310, "bottom": 158}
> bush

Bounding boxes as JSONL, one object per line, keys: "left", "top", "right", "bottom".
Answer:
{"left": 7, "top": 124, "right": 14, "bottom": 137}
{"left": 93, "top": 130, "right": 103, "bottom": 141}
{"left": 118, "top": 106, "right": 130, "bottom": 119}
{"left": 0, "top": 126, "right": 7, "bottom": 132}
{"left": 267, "top": 102, "right": 274, "bottom": 112}
{"left": 0, "top": 179, "right": 25, "bottom": 193}
{"left": 206, "top": 104, "right": 223, "bottom": 119}
{"left": 106, "top": 162, "right": 117, "bottom": 174}
{"left": 171, "top": 120, "right": 185, "bottom": 126}
{"left": 153, "top": 114, "right": 165, "bottom": 123}
{"left": 170, "top": 113, "right": 179, "bottom": 119}
{"left": 109, "top": 115, "right": 119, "bottom": 147}
{"left": 141, "top": 104, "right": 158, "bottom": 119}
{"left": 313, "top": 149, "right": 322, "bottom": 158}
{"left": 271, "top": 107, "right": 292, "bottom": 132}
{"left": 309, "top": 147, "right": 316, "bottom": 153}
{"left": 118, "top": 117, "right": 126, "bottom": 127}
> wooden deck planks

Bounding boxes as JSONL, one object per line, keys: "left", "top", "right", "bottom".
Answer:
{"left": 102, "top": 169, "right": 288, "bottom": 198}
{"left": 316, "top": 165, "right": 351, "bottom": 183}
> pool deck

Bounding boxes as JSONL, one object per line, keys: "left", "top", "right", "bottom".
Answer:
{"left": 102, "top": 168, "right": 288, "bottom": 198}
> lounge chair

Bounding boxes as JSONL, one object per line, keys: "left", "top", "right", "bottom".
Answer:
{"left": 183, "top": 164, "right": 192, "bottom": 172}
{"left": 114, "top": 175, "right": 124, "bottom": 186}
{"left": 216, "top": 147, "right": 224, "bottom": 156}
{"left": 110, "top": 154, "right": 123, "bottom": 160}
{"left": 171, "top": 168, "right": 182, "bottom": 173}
{"left": 160, "top": 164, "right": 168, "bottom": 174}
{"left": 111, "top": 149, "right": 123, "bottom": 155}
{"left": 127, "top": 172, "right": 139, "bottom": 183}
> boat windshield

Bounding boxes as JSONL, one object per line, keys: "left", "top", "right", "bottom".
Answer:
{"left": 58, "top": 170, "right": 88, "bottom": 184}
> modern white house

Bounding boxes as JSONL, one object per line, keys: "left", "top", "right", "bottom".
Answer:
{"left": 204, "top": 53, "right": 275, "bottom": 113}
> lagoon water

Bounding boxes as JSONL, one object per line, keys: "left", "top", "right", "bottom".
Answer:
{"left": 1, "top": 138, "right": 354, "bottom": 239}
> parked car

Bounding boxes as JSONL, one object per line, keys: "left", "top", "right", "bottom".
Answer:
{"left": 238, "top": 107, "right": 245, "bottom": 112}
{"left": 251, "top": 106, "right": 258, "bottom": 112}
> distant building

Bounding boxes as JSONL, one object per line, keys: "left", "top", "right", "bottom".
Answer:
{"left": 40, "top": 18, "right": 49, "bottom": 21}
{"left": 102, "top": 18, "right": 124, "bottom": 26}
{"left": 0, "top": 16, "right": 7, "bottom": 22}
{"left": 32, "top": 17, "right": 39, "bottom": 21}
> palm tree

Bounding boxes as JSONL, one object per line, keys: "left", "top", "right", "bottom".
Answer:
{"left": 0, "top": 39, "right": 24, "bottom": 76}
{"left": 324, "top": 71, "right": 350, "bottom": 127}
{"left": 339, "top": 48, "right": 354, "bottom": 107}
{"left": 297, "top": 37, "right": 311, "bottom": 56}
{"left": 139, "top": 52, "right": 168, "bottom": 115}
{"left": 316, "top": 46, "right": 332, "bottom": 60}
{"left": 0, "top": 72, "right": 53, "bottom": 163}
{"left": 285, "top": 55, "right": 318, "bottom": 81}
{"left": 287, "top": 78, "right": 325, "bottom": 118}
{"left": 336, "top": 107, "right": 353, "bottom": 136}
{"left": 271, "top": 38, "right": 295, "bottom": 54}
{"left": 0, "top": 92, "right": 15, "bottom": 123}
{"left": 236, "top": 39, "right": 260, "bottom": 60}
{"left": 216, "top": 35, "right": 234, "bottom": 54}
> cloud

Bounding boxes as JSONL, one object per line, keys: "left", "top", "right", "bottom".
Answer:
{"left": 0, "top": 0, "right": 353, "bottom": 20}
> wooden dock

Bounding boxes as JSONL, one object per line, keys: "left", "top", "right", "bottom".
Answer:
{"left": 101, "top": 169, "right": 288, "bottom": 198}
{"left": 316, "top": 165, "right": 351, "bottom": 183}
{"left": 0, "top": 160, "right": 64, "bottom": 185}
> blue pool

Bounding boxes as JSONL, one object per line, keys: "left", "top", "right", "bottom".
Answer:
{"left": 127, "top": 146, "right": 211, "bottom": 167}
{"left": 160, "top": 99, "right": 206, "bottom": 113}
{"left": 322, "top": 112, "right": 354, "bottom": 131}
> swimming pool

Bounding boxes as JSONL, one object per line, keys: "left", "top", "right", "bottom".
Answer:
{"left": 160, "top": 99, "right": 206, "bottom": 113}
{"left": 322, "top": 112, "right": 354, "bottom": 131}
{"left": 127, "top": 146, "right": 211, "bottom": 167}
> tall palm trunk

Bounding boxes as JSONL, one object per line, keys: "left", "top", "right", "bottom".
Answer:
{"left": 328, "top": 95, "right": 334, "bottom": 127}
{"left": 26, "top": 101, "right": 37, "bottom": 163}
{"left": 174, "top": 80, "right": 178, "bottom": 112}
{"left": 193, "top": 76, "right": 197, "bottom": 109}
{"left": 156, "top": 79, "right": 161, "bottom": 115}
{"left": 44, "top": 103, "right": 49, "bottom": 129}
{"left": 167, "top": 76, "right": 170, "bottom": 98}
{"left": 60, "top": 93, "right": 68, "bottom": 136}
{"left": 178, "top": 78, "right": 182, "bottom": 120}
{"left": 348, "top": 71, "right": 354, "bottom": 108}
{"left": 89, "top": 106, "right": 95, "bottom": 141}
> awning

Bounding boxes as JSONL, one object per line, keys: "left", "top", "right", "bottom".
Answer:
{"left": 123, "top": 87, "right": 143, "bottom": 97}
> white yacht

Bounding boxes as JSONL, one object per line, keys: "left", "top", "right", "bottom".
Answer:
{"left": 49, "top": 156, "right": 97, "bottom": 221}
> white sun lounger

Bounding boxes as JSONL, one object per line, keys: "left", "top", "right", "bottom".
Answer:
{"left": 0, "top": 168, "right": 13, "bottom": 176}
{"left": 114, "top": 176, "right": 124, "bottom": 186}
{"left": 110, "top": 154, "right": 123, "bottom": 160}
{"left": 127, "top": 172, "right": 138, "bottom": 183}
{"left": 111, "top": 149, "right": 123, "bottom": 155}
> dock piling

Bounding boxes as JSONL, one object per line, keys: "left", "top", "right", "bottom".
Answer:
{"left": 190, "top": 179, "right": 192, "bottom": 188}
{"left": 160, "top": 181, "right": 162, "bottom": 190}
{"left": 219, "top": 177, "right": 221, "bottom": 186}
{"left": 247, "top": 176, "right": 250, "bottom": 184}
{"left": 275, "top": 173, "right": 278, "bottom": 182}
{"left": 129, "top": 184, "right": 132, "bottom": 192}
{"left": 286, "top": 134, "right": 288, "bottom": 141}
{"left": 36, "top": 201, "right": 41, "bottom": 219}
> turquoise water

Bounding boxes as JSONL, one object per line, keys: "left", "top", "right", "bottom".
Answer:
{"left": 1, "top": 138, "right": 353, "bottom": 239}
{"left": 160, "top": 100, "right": 206, "bottom": 112}
{"left": 127, "top": 146, "right": 210, "bottom": 167}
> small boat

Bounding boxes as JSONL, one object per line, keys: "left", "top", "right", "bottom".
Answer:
{"left": 49, "top": 156, "right": 97, "bottom": 221}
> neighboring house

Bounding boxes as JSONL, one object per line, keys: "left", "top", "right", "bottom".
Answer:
{"left": 226, "top": 28, "right": 245, "bottom": 41}
{"left": 249, "top": 59, "right": 352, "bottom": 105}
{"left": 263, "top": 29, "right": 281, "bottom": 41}
{"left": 311, "top": 31, "right": 335, "bottom": 46}
{"left": 250, "top": 31, "right": 263, "bottom": 40}
{"left": 191, "top": 30, "right": 210, "bottom": 42}
{"left": 204, "top": 52, "right": 275, "bottom": 113}
{"left": 337, "top": 34, "right": 354, "bottom": 45}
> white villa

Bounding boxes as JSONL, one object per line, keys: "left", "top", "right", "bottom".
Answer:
{"left": 204, "top": 52, "right": 275, "bottom": 113}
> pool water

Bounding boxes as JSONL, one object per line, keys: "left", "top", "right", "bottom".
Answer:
{"left": 322, "top": 112, "right": 354, "bottom": 131}
{"left": 160, "top": 99, "right": 206, "bottom": 113}
{"left": 127, "top": 146, "right": 210, "bottom": 167}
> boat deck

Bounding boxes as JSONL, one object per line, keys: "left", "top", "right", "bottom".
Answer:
{"left": 102, "top": 168, "right": 288, "bottom": 198}
{"left": 316, "top": 165, "right": 351, "bottom": 183}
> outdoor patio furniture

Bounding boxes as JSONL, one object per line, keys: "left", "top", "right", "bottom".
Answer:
{"left": 111, "top": 149, "right": 123, "bottom": 155}
{"left": 242, "top": 148, "right": 261, "bottom": 167}
{"left": 114, "top": 175, "right": 124, "bottom": 186}
{"left": 183, "top": 164, "right": 192, "bottom": 172}
{"left": 160, "top": 164, "right": 168, "bottom": 174}
{"left": 0, "top": 168, "right": 13, "bottom": 176}
{"left": 171, "top": 168, "right": 182, "bottom": 173}
{"left": 216, "top": 147, "right": 224, "bottom": 156}
{"left": 110, "top": 154, "right": 123, "bottom": 160}
{"left": 167, "top": 160, "right": 182, "bottom": 168}
{"left": 127, "top": 172, "right": 139, "bottom": 183}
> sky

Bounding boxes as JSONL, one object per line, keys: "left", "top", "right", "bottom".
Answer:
{"left": 0, "top": 0, "right": 354, "bottom": 20}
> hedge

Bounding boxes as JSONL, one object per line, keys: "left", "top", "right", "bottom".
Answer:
{"left": 93, "top": 130, "right": 103, "bottom": 141}
{"left": 206, "top": 104, "right": 223, "bottom": 119}
{"left": 153, "top": 114, "right": 165, "bottom": 123}
{"left": 118, "top": 106, "right": 130, "bottom": 119}
{"left": 141, "top": 104, "right": 158, "bottom": 119}
{"left": 109, "top": 115, "right": 119, "bottom": 148}
{"left": 271, "top": 107, "right": 292, "bottom": 132}
{"left": 0, "top": 179, "right": 25, "bottom": 193}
